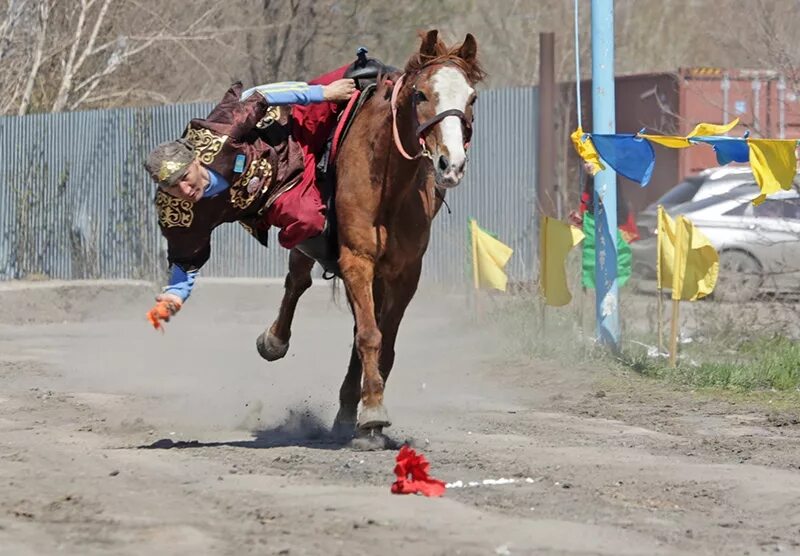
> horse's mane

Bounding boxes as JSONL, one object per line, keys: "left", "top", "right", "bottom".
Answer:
{"left": 403, "top": 33, "right": 487, "bottom": 83}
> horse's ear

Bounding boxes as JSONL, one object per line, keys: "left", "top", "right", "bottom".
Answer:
{"left": 419, "top": 29, "right": 439, "bottom": 57}
{"left": 458, "top": 33, "right": 478, "bottom": 64}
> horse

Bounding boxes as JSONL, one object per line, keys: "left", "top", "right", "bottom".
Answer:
{"left": 258, "top": 30, "right": 485, "bottom": 447}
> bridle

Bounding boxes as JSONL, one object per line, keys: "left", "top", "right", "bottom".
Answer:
{"left": 390, "top": 67, "right": 474, "bottom": 161}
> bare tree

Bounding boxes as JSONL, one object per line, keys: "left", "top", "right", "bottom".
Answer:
{"left": 17, "top": 0, "right": 48, "bottom": 115}
{"left": 3, "top": 0, "right": 800, "bottom": 116}
{"left": 0, "top": 0, "right": 292, "bottom": 114}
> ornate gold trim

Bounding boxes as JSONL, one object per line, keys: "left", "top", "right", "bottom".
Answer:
{"left": 158, "top": 160, "right": 186, "bottom": 182}
{"left": 230, "top": 158, "right": 273, "bottom": 209}
{"left": 238, "top": 221, "right": 256, "bottom": 236}
{"left": 256, "top": 106, "right": 281, "bottom": 129}
{"left": 186, "top": 127, "right": 228, "bottom": 165}
{"left": 155, "top": 190, "right": 194, "bottom": 228}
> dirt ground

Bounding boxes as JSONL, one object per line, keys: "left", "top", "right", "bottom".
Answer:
{"left": 1, "top": 280, "right": 800, "bottom": 556}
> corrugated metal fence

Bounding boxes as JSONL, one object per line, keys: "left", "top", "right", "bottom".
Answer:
{"left": 0, "top": 87, "right": 538, "bottom": 285}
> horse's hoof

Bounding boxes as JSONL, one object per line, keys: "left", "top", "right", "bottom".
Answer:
{"left": 350, "top": 428, "right": 392, "bottom": 451}
{"left": 357, "top": 404, "right": 391, "bottom": 430}
{"left": 256, "top": 330, "right": 289, "bottom": 362}
{"left": 331, "top": 412, "right": 356, "bottom": 441}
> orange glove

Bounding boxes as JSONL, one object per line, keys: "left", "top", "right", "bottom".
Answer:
{"left": 146, "top": 294, "right": 182, "bottom": 331}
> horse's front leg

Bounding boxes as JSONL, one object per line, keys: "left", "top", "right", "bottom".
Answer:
{"left": 256, "top": 248, "right": 315, "bottom": 361}
{"left": 333, "top": 279, "right": 386, "bottom": 439}
{"left": 339, "top": 246, "right": 391, "bottom": 436}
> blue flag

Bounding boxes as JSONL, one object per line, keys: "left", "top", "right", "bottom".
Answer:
{"left": 590, "top": 134, "right": 656, "bottom": 186}
{"left": 691, "top": 136, "right": 750, "bottom": 166}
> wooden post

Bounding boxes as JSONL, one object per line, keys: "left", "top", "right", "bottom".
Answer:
{"left": 656, "top": 206, "right": 664, "bottom": 354}
{"left": 470, "top": 219, "right": 482, "bottom": 322}
{"left": 540, "top": 300, "right": 547, "bottom": 337}
{"left": 669, "top": 215, "right": 687, "bottom": 367}
{"left": 535, "top": 32, "right": 556, "bottom": 282}
{"left": 669, "top": 298, "right": 680, "bottom": 367}
{"left": 657, "top": 287, "right": 664, "bottom": 354}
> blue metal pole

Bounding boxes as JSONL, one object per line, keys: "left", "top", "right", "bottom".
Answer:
{"left": 591, "top": 0, "right": 620, "bottom": 351}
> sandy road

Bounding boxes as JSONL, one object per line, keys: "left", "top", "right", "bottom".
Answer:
{"left": 1, "top": 280, "right": 800, "bottom": 555}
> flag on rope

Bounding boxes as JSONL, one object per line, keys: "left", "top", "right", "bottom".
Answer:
{"left": 580, "top": 211, "right": 632, "bottom": 290}
{"left": 570, "top": 127, "right": 604, "bottom": 175}
{"left": 657, "top": 206, "right": 719, "bottom": 301}
{"left": 570, "top": 117, "right": 800, "bottom": 206}
{"left": 588, "top": 133, "right": 656, "bottom": 186}
{"left": 639, "top": 118, "right": 740, "bottom": 149}
{"left": 469, "top": 218, "right": 513, "bottom": 291}
{"left": 747, "top": 139, "right": 798, "bottom": 205}
{"left": 539, "top": 216, "right": 584, "bottom": 306}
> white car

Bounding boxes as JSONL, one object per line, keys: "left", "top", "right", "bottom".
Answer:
{"left": 645, "top": 166, "right": 755, "bottom": 212}
{"left": 632, "top": 186, "right": 800, "bottom": 301}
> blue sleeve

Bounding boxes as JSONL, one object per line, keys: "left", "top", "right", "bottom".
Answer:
{"left": 239, "top": 82, "right": 325, "bottom": 105}
{"left": 202, "top": 168, "right": 230, "bottom": 198}
{"left": 163, "top": 264, "right": 198, "bottom": 302}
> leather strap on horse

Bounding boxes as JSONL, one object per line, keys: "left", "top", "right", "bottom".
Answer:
{"left": 331, "top": 83, "right": 377, "bottom": 166}
{"left": 329, "top": 89, "right": 362, "bottom": 164}
{"left": 391, "top": 74, "right": 428, "bottom": 160}
{"left": 415, "top": 108, "right": 473, "bottom": 146}
{"left": 391, "top": 72, "right": 474, "bottom": 160}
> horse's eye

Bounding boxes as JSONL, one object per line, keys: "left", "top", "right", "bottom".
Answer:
{"left": 414, "top": 90, "right": 428, "bottom": 102}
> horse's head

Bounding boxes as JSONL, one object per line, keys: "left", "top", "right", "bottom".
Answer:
{"left": 395, "top": 30, "right": 486, "bottom": 188}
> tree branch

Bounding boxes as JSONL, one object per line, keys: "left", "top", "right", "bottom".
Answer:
{"left": 51, "top": 0, "right": 90, "bottom": 112}
{"left": 72, "top": 0, "right": 112, "bottom": 74}
{"left": 17, "top": 0, "right": 48, "bottom": 115}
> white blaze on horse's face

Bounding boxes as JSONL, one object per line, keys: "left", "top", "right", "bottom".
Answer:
{"left": 431, "top": 66, "right": 474, "bottom": 188}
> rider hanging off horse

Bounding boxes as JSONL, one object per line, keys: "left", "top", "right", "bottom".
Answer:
{"left": 143, "top": 63, "right": 359, "bottom": 329}
{"left": 145, "top": 30, "right": 484, "bottom": 444}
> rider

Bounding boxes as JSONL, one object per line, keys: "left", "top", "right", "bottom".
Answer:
{"left": 144, "top": 67, "right": 356, "bottom": 330}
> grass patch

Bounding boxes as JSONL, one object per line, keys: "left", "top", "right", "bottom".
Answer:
{"left": 628, "top": 335, "right": 800, "bottom": 392}
{"left": 488, "top": 290, "right": 800, "bottom": 395}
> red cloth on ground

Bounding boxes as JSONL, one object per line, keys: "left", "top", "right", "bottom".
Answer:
{"left": 390, "top": 445, "right": 446, "bottom": 497}
{"left": 266, "top": 65, "right": 349, "bottom": 249}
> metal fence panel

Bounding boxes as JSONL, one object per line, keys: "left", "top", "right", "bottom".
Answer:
{"left": 0, "top": 87, "right": 537, "bottom": 285}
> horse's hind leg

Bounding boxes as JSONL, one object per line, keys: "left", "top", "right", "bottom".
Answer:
{"left": 377, "top": 261, "right": 421, "bottom": 385}
{"left": 256, "top": 248, "right": 315, "bottom": 361}
{"left": 332, "top": 332, "right": 361, "bottom": 438}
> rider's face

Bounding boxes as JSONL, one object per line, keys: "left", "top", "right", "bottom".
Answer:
{"left": 161, "top": 159, "right": 208, "bottom": 202}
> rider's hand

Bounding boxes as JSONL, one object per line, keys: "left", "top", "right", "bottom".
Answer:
{"left": 146, "top": 293, "right": 183, "bottom": 331}
{"left": 322, "top": 79, "right": 357, "bottom": 102}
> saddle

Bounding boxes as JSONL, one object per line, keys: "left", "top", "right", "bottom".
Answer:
{"left": 295, "top": 49, "right": 397, "bottom": 278}
{"left": 346, "top": 47, "right": 399, "bottom": 90}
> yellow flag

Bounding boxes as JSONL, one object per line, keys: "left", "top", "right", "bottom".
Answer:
{"left": 747, "top": 138, "right": 798, "bottom": 205}
{"left": 539, "top": 216, "right": 585, "bottom": 307}
{"left": 670, "top": 215, "right": 719, "bottom": 301}
{"left": 656, "top": 205, "right": 677, "bottom": 289}
{"left": 570, "top": 127, "right": 605, "bottom": 175}
{"left": 640, "top": 118, "right": 740, "bottom": 148}
{"left": 470, "top": 219, "right": 513, "bottom": 291}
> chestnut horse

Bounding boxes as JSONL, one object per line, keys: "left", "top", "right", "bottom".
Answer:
{"left": 258, "top": 30, "right": 485, "bottom": 446}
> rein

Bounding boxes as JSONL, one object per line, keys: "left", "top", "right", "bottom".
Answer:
{"left": 390, "top": 71, "right": 473, "bottom": 161}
